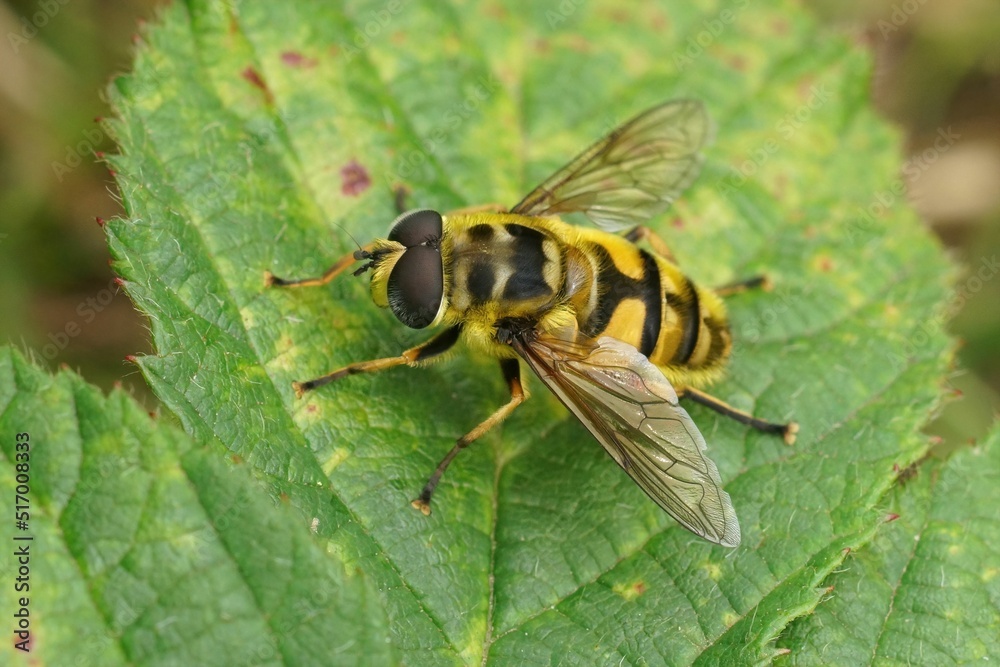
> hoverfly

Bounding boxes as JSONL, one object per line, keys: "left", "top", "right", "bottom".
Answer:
{"left": 266, "top": 99, "right": 797, "bottom": 547}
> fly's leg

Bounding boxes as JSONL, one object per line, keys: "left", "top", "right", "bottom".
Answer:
{"left": 264, "top": 244, "right": 375, "bottom": 288}
{"left": 624, "top": 225, "right": 676, "bottom": 262}
{"left": 623, "top": 227, "right": 768, "bottom": 292}
{"left": 679, "top": 386, "right": 798, "bottom": 445}
{"left": 412, "top": 358, "right": 525, "bottom": 515}
{"left": 698, "top": 274, "right": 791, "bottom": 439}
{"left": 713, "top": 275, "right": 772, "bottom": 297}
{"left": 700, "top": 276, "right": 792, "bottom": 439}
{"left": 292, "top": 325, "right": 462, "bottom": 398}
{"left": 393, "top": 184, "right": 410, "bottom": 214}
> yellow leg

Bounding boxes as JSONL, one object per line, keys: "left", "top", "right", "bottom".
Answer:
{"left": 412, "top": 358, "right": 525, "bottom": 514}
{"left": 713, "top": 275, "right": 773, "bottom": 297}
{"left": 680, "top": 386, "right": 798, "bottom": 445}
{"left": 265, "top": 243, "right": 375, "bottom": 288}
{"left": 292, "top": 326, "right": 461, "bottom": 398}
{"left": 624, "top": 225, "right": 676, "bottom": 262}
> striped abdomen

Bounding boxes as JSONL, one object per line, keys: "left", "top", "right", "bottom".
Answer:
{"left": 566, "top": 229, "right": 732, "bottom": 380}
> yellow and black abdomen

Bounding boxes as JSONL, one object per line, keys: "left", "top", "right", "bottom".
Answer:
{"left": 649, "top": 256, "right": 732, "bottom": 386}
{"left": 570, "top": 228, "right": 732, "bottom": 388}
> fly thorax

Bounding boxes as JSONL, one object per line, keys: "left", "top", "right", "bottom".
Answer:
{"left": 448, "top": 222, "right": 563, "bottom": 314}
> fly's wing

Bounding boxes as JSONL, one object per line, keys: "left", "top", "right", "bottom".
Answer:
{"left": 510, "top": 99, "right": 711, "bottom": 231}
{"left": 512, "top": 330, "right": 740, "bottom": 547}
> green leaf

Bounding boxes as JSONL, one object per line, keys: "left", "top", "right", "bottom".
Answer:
{"left": 777, "top": 425, "right": 1000, "bottom": 665}
{"left": 0, "top": 347, "right": 392, "bottom": 666}
{"left": 97, "top": 0, "right": 958, "bottom": 664}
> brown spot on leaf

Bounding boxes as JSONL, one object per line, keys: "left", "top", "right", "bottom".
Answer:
{"left": 568, "top": 35, "right": 592, "bottom": 52}
{"left": 727, "top": 54, "right": 748, "bottom": 72}
{"left": 633, "top": 581, "right": 647, "bottom": 596}
{"left": 281, "top": 50, "right": 317, "bottom": 68}
{"left": 341, "top": 160, "right": 371, "bottom": 196}
{"left": 797, "top": 77, "right": 818, "bottom": 101}
{"left": 241, "top": 66, "right": 274, "bottom": 105}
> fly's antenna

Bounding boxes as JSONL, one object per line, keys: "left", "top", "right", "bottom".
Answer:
{"left": 330, "top": 218, "right": 366, "bottom": 256}
{"left": 330, "top": 218, "right": 380, "bottom": 277}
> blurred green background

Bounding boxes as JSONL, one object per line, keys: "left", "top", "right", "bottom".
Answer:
{"left": 1, "top": 0, "right": 997, "bottom": 445}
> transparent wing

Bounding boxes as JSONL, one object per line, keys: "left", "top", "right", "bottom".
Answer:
{"left": 512, "top": 329, "right": 740, "bottom": 546}
{"left": 511, "top": 99, "right": 711, "bottom": 231}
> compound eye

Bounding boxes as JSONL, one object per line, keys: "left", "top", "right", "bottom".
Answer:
{"left": 388, "top": 210, "right": 443, "bottom": 247}
{"left": 387, "top": 245, "right": 443, "bottom": 329}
